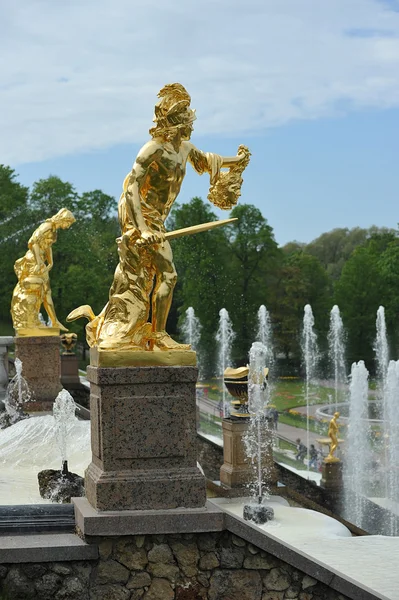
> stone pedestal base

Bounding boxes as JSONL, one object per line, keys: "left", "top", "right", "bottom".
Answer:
{"left": 220, "top": 418, "right": 278, "bottom": 490}
{"left": 321, "top": 460, "right": 343, "bottom": 490}
{"left": 220, "top": 419, "right": 253, "bottom": 488}
{"left": 86, "top": 365, "right": 206, "bottom": 511}
{"left": 61, "top": 354, "right": 80, "bottom": 387}
{"left": 15, "top": 336, "right": 62, "bottom": 402}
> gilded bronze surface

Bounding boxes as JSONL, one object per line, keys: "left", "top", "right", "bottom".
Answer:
{"left": 11, "top": 208, "right": 75, "bottom": 336}
{"left": 325, "top": 411, "right": 341, "bottom": 463}
{"left": 67, "top": 83, "right": 250, "bottom": 358}
{"left": 223, "top": 366, "right": 269, "bottom": 418}
{"left": 61, "top": 333, "right": 78, "bottom": 355}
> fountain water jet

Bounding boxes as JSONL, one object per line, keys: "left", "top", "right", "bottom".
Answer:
{"left": 181, "top": 307, "right": 203, "bottom": 377}
{"left": 243, "top": 341, "right": 274, "bottom": 524}
{"left": 53, "top": 389, "right": 77, "bottom": 469}
{"left": 301, "top": 305, "right": 319, "bottom": 475}
{"left": 256, "top": 305, "right": 273, "bottom": 373}
{"left": 384, "top": 360, "right": 399, "bottom": 534}
{"left": 374, "top": 306, "right": 390, "bottom": 503}
{"left": 216, "top": 308, "right": 235, "bottom": 418}
{"left": 1, "top": 358, "right": 31, "bottom": 428}
{"left": 328, "top": 305, "right": 346, "bottom": 411}
{"left": 344, "top": 361, "right": 371, "bottom": 530}
{"left": 375, "top": 306, "right": 389, "bottom": 387}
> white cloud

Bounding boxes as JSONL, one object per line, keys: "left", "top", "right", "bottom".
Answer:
{"left": 1, "top": 0, "right": 399, "bottom": 164}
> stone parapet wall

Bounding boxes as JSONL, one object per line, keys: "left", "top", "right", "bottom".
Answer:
{"left": 0, "top": 531, "right": 351, "bottom": 600}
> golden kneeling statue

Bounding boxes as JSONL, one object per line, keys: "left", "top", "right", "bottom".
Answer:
{"left": 11, "top": 208, "right": 76, "bottom": 336}
{"left": 67, "top": 83, "right": 250, "bottom": 366}
{"left": 325, "top": 411, "right": 341, "bottom": 463}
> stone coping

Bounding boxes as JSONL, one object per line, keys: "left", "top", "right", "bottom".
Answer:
{"left": 0, "top": 533, "right": 98, "bottom": 564}
{"left": 0, "top": 336, "right": 14, "bottom": 346}
{"left": 208, "top": 498, "right": 391, "bottom": 600}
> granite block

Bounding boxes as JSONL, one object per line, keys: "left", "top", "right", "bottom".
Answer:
{"left": 85, "top": 365, "right": 205, "bottom": 511}
{"left": 73, "top": 498, "right": 225, "bottom": 537}
{"left": 85, "top": 463, "right": 206, "bottom": 511}
{"left": 15, "top": 336, "right": 62, "bottom": 402}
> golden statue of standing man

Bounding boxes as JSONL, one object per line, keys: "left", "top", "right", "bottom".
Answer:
{"left": 67, "top": 83, "right": 250, "bottom": 365}
{"left": 325, "top": 411, "right": 341, "bottom": 463}
{"left": 11, "top": 208, "right": 76, "bottom": 336}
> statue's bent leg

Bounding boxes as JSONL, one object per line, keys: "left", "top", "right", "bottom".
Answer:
{"left": 151, "top": 241, "right": 177, "bottom": 333}
{"left": 43, "top": 280, "right": 67, "bottom": 331}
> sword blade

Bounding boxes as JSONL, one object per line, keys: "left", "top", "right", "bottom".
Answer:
{"left": 165, "top": 217, "right": 237, "bottom": 241}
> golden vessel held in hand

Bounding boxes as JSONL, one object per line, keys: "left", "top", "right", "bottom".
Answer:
{"left": 11, "top": 208, "right": 75, "bottom": 336}
{"left": 67, "top": 83, "right": 250, "bottom": 366}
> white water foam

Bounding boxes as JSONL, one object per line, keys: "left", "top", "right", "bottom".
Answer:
{"left": 0, "top": 415, "right": 91, "bottom": 504}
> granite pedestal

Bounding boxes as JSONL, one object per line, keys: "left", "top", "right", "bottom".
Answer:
{"left": 220, "top": 419, "right": 253, "bottom": 488}
{"left": 15, "top": 335, "right": 62, "bottom": 403}
{"left": 85, "top": 365, "right": 206, "bottom": 511}
{"left": 220, "top": 418, "right": 278, "bottom": 492}
{"left": 321, "top": 460, "right": 343, "bottom": 491}
{"left": 61, "top": 354, "right": 80, "bottom": 387}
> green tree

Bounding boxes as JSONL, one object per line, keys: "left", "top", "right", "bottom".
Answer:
{"left": 224, "top": 204, "right": 281, "bottom": 364}
{"left": 168, "top": 198, "right": 231, "bottom": 376}
{"left": 30, "top": 176, "right": 78, "bottom": 216}
{"left": 272, "top": 251, "right": 331, "bottom": 366}
{"left": 335, "top": 247, "right": 384, "bottom": 369}
{"left": 306, "top": 226, "right": 395, "bottom": 280}
{"left": 0, "top": 166, "right": 32, "bottom": 330}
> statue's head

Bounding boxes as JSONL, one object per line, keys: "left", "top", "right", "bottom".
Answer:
{"left": 149, "top": 83, "right": 196, "bottom": 141}
{"left": 49, "top": 208, "right": 76, "bottom": 230}
{"left": 334, "top": 411, "right": 340, "bottom": 419}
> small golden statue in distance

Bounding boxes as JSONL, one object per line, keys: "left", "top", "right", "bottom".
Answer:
{"left": 325, "top": 411, "right": 340, "bottom": 463}
{"left": 11, "top": 208, "right": 76, "bottom": 336}
{"left": 67, "top": 83, "right": 250, "bottom": 365}
{"left": 61, "top": 333, "right": 78, "bottom": 355}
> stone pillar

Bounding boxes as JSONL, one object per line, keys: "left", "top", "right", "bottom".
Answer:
{"left": 15, "top": 336, "right": 62, "bottom": 402}
{"left": 321, "top": 461, "right": 343, "bottom": 491}
{"left": 85, "top": 365, "right": 206, "bottom": 511}
{"left": 0, "top": 336, "right": 14, "bottom": 400}
{"left": 61, "top": 354, "right": 80, "bottom": 387}
{"left": 220, "top": 419, "right": 252, "bottom": 488}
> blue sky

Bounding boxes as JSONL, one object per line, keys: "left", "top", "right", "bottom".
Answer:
{"left": 2, "top": 0, "right": 399, "bottom": 245}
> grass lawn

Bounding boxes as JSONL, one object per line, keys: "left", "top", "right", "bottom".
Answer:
{"left": 200, "top": 378, "right": 338, "bottom": 412}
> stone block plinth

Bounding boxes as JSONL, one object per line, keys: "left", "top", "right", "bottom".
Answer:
{"left": 220, "top": 419, "right": 253, "bottom": 488}
{"left": 85, "top": 365, "right": 206, "bottom": 511}
{"left": 321, "top": 460, "right": 343, "bottom": 491}
{"left": 15, "top": 335, "right": 62, "bottom": 402}
{"left": 220, "top": 418, "right": 278, "bottom": 491}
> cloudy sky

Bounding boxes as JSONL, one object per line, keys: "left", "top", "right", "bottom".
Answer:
{"left": 2, "top": 0, "right": 399, "bottom": 244}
